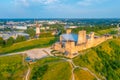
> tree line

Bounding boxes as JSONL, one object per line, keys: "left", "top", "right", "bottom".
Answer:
{"left": 0, "top": 36, "right": 26, "bottom": 47}
{"left": 72, "top": 25, "right": 116, "bottom": 33}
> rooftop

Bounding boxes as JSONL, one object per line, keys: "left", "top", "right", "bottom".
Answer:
{"left": 61, "top": 34, "right": 78, "bottom": 42}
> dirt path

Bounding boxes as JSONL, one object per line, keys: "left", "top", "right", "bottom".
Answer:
{"left": 25, "top": 66, "right": 31, "bottom": 80}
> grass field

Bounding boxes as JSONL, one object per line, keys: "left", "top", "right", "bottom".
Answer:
{"left": 0, "top": 37, "right": 57, "bottom": 54}
{"left": 74, "top": 68, "right": 96, "bottom": 80}
{"left": 0, "top": 54, "right": 27, "bottom": 80}
{"left": 30, "top": 57, "right": 72, "bottom": 80}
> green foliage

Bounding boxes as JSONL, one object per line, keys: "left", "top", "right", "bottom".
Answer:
{"left": 0, "top": 37, "right": 4, "bottom": 47}
{"left": 32, "top": 65, "right": 48, "bottom": 80}
{"left": 25, "top": 28, "right": 35, "bottom": 38}
{"left": 6, "top": 37, "right": 14, "bottom": 46}
{"left": 72, "top": 26, "right": 115, "bottom": 35}
{"left": 15, "top": 35, "right": 26, "bottom": 43}
{"left": 109, "top": 30, "right": 118, "bottom": 35}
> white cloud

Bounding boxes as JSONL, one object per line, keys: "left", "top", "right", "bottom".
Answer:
{"left": 78, "top": 0, "right": 107, "bottom": 6}
{"left": 32, "top": 0, "right": 59, "bottom": 4}
{"left": 13, "top": 0, "right": 59, "bottom": 7}
{"left": 14, "top": 0, "right": 29, "bottom": 7}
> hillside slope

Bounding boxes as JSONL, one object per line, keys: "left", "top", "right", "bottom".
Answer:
{"left": 73, "top": 38, "right": 120, "bottom": 80}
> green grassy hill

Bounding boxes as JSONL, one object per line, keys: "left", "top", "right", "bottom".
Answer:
{"left": 0, "top": 37, "right": 57, "bottom": 54}
{"left": 73, "top": 38, "right": 120, "bottom": 80}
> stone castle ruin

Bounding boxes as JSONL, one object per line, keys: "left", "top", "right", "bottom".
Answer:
{"left": 53, "top": 29, "right": 112, "bottom": 58}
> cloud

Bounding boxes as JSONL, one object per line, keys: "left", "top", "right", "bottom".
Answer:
{"left": 78, "top": 0, "right": 107, "bottom": 6}
{"left": 32, "top": 0, "right": 59, "bottom": 4}
{"left": 13, "top": 0, "right": 59, "bottom": 7}
{"left": 14, "top": 0, "right": 29, "bottom": 7}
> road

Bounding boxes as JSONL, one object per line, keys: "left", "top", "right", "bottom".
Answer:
{"left": 0, "top": 52, "right": 25, "bottom": 57}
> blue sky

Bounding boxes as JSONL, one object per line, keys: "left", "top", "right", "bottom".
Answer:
{"left": 0, "top": 0, "right": 120, "bottom": 18}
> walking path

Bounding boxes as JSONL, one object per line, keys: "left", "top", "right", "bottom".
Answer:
{"left": 25, "top": 66, "right": 31, "bottom": 80}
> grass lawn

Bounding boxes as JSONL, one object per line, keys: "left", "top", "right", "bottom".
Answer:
{"left": 30, "top": 57, "right": 72, "bottom": 80}
{"left": 0, "top": 37, "right": 57, "bottom": 54}
{"left": 74, "top": 68, "right": 96, "bottom": 80}
{"left": 0, "top": 54, "right": 27, "bottom": 80}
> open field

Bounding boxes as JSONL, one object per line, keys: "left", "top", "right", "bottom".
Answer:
{"left": 0, "top": 37, "right": 57, "bottom": 54}
{"left": 0, "top": 54, "right": 27, "bottom": 80}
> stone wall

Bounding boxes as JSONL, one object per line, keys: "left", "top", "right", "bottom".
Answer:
{"left": 53, "top": 30, "right": 113, "bottom": 58}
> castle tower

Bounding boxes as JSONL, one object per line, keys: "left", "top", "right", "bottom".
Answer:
{"left": 65, "top": 41, "right": 75, "bottom": 58}
{"left": 36, "top": 22, "right": 40, "bottom": 37}
{"left": 90, "top": 32, "right": 94, "bottom": 40}
{"left": 77, "top": 30, "right": 86, "bottom": 44}
{"left": 66, "top": 29, "right": 72, "bottom": 34}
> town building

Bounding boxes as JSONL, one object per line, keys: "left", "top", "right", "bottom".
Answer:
{"left": 53, "top": 29, "right": 112, "bottom": 58}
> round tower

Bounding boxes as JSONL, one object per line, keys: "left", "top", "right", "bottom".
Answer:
{"left": 77, "top": 30, "right": 86, "bottom": 44}
{"left": 36, "top": 22, "right": 40, "bottom": 37}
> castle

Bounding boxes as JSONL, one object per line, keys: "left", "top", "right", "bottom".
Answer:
{"left": 53, "top": 29, "right": 112, "bottom": 58}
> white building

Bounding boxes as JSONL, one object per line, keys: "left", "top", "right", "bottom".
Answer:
{"left": 13, "top": 26, "right": 27, "bottom": 30}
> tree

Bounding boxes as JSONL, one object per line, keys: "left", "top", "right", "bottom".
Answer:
{"left": 6, "top": 37, "right": 14, "bottom": 46}
{"left": 25, "top": 28, "right": 35, "bottom": 38}
{"left": 15, "top": 36, "right": 26, "bottom": 43}
{"left": 0, "top": 37, "right": 4, "bottom": 47}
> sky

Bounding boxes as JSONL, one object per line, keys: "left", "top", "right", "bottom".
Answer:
{"left": 0, "top": 0, "right": 120, "bottom": 18}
